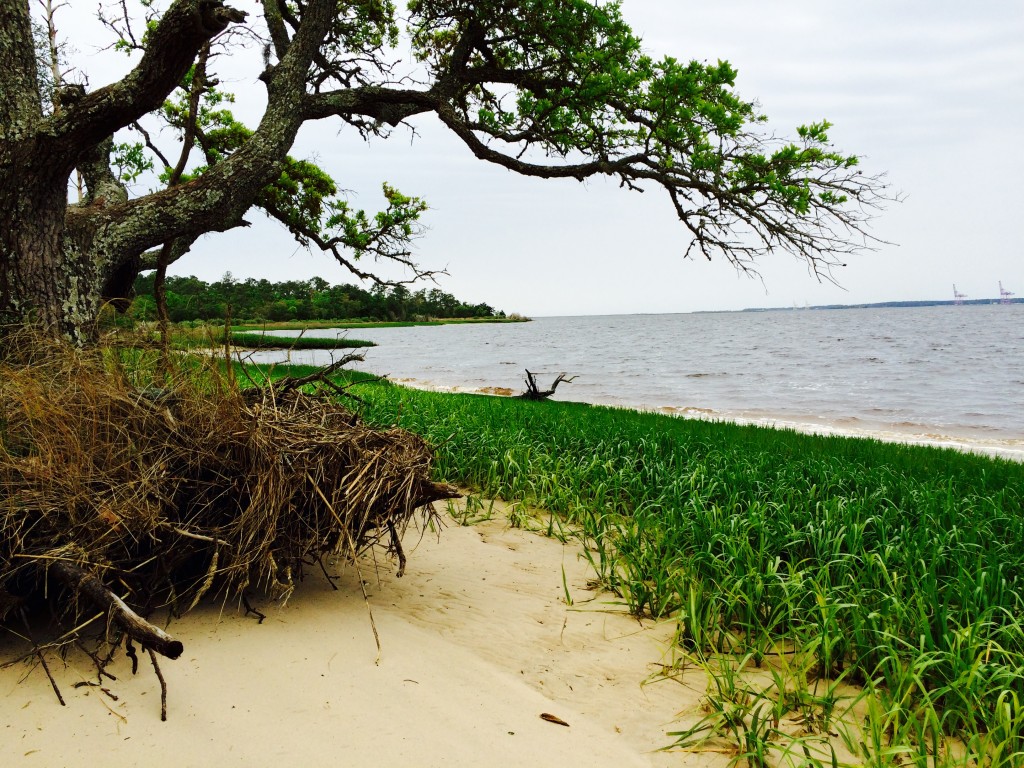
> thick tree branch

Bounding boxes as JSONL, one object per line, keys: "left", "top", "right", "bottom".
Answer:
{"left": 437, "top": 103, "right": 636, "bottom": 180}
{"left": 69, "top": 0, "right": 337, "bottom": 264}
{"left": 261, "top": 0, "right": 291, "bottom": 61}
{"left": 78, "top": 136, "right": 129, "bottom": 208}
{"left": 303, "top": 87, "right": 438, "bottom": 126}
{"left": 137, "top": 238, "right": 199, "bottom": 272}
{"left": 45, "top": 0, "right": 246, "bottom": 163}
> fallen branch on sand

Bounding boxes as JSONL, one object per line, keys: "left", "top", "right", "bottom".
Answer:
{"left": 48, "top": 561, "right": 183, "bottom": 660}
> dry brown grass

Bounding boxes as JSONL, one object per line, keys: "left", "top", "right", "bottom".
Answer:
{"left": 0, "top": 328, "right": 455, "bottom": 646}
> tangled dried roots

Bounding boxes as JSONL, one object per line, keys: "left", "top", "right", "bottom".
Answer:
{"left": 0, "top": 329, "right": 457, "bottom": 644}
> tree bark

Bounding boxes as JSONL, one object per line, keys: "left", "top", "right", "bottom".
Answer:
{"left": 0, "top": 0, "right": 43, "bottom": 137}
{"left": 0, "top": 180, "right": 101, "bottom": 341}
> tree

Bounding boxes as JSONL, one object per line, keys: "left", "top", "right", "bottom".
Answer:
{"left": 0, "top": 0, "right": 886, "bottom": 343}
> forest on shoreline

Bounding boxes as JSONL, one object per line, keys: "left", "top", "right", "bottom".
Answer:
{"left": 129, "top": 272, "right": 508, "bottom": 324}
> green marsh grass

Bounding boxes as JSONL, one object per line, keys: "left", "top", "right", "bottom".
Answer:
{"left": 146, "top": 324, "right": 375, "bottom": 350}
{"left": 227, "top": 331, "right": 374, "bottom": 350}
{"left": 338, "top": 383, "right": 1024, "bottom": 764}
{"left": 230, "top": 316, "right": 525, "bottom": 333}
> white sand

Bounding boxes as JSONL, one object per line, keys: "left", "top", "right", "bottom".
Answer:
{"left": 2, "top": 508, "right": 713, "bottom": 767}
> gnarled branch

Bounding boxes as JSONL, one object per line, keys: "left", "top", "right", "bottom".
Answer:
{"left": 47, "top": 0, "right": 247, "bottom": 162}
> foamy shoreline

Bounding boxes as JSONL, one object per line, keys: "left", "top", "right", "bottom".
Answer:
{"left": 212, "top": 348, "right": 1024, "bottom": 461}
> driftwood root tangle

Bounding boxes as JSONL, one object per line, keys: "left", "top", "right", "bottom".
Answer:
{"left": 519, "top": 369, "right": 577, "bottom": 400}
{"left": 0, "top": 329, "right": 458, "bottom": 669}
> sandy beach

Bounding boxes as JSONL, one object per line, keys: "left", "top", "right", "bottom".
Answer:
{"left": 2, "top": 505, "right": 711, "bottom": 767}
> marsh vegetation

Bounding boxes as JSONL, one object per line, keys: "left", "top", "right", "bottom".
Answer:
{"left": 337, "top": 379, "right": 1024, "bottom": 766}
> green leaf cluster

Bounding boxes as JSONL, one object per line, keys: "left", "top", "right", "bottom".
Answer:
{"left": 407, "top": 0, "right": 882, "bottom": 263}
{"left": 111, "top": 141, "right": 154, "bottom": 183}
{"left": 150, "top": 71, "right": 427, "bottom": 262}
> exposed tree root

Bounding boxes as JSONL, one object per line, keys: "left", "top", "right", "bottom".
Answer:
{"left": 48, "top": 560, "right": 184, "bottom": 660}
{"left": 0, "top": 330, "right": 460, "bottom": 715}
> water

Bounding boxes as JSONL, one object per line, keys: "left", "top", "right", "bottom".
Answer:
{"left": 248, "top": 305, "right": 1024, "bottom": 459}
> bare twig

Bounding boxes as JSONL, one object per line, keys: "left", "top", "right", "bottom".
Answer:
{"left": 387, "top": 520, "right": 407, "bottom": 578}
{"left": 36, "top": 649, "right": 65, "bottom": 706}
{"left": 274, "top": 352, "right": 366, "bottom": 393}
{"left": 147, "top": 648, "right": 168, "bottom": 721}
{"left": 241, "top": 594, "right": 266, "bottom": 624}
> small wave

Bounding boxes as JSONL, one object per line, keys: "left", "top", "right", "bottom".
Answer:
{"left": 658, "top": 406, "right": 718, "bottom": 417}
{"left": 477, "top": 386, "right": 516, "bottom": 396}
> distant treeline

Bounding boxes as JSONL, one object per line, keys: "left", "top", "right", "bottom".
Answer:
{"left": 129, "top": 273, "right": 504, "bottom": 323}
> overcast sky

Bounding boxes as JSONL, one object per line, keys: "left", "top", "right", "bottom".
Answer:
{"left": 59, "top": 1, "right": 1024, "bottom": 316}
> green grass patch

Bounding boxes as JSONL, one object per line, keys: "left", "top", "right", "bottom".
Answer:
{"left": 231, "top": 316, "right": 527, "bottom": 332}
{"left": 334, "top": 379, "right": 1024, "bottom": 763}
{"left": 228, "top": 332, "right": 374, "bottom": 350}
{"left": 156, "top": 324, "right": 375, "bottom": 350}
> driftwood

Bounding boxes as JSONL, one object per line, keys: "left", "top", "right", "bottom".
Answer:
{"left": 49, "top": 561, "right": 184, "bottom": 660}
{"left": 519, "top": 369, "right": 577, "bottom": 400}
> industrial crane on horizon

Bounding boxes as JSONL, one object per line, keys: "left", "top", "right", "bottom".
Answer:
{"left": 1000, "top": 281, "right": 1015, "bottom": 304}
{"left": 953, "top": 284, "right": 968, "bottom": 305}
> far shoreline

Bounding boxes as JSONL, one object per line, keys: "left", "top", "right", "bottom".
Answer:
{"left": 230, "top": 316, "right": 530, "bottom": 333}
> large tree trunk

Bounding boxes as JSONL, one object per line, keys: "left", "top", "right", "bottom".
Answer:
{"left": 0, "top": 181, "right": 103, "bottom": 343}
{"left": 0, "top": 0, "right": 101, "bottom": 342}
{"left": 0, "top": 134, "right": 127, "bottom": 344}
{"left": 0, "top": 0, "right": 335, "bottom": 345}
{"left": 0, "top": 0, "right": 260, "bottom": 345}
